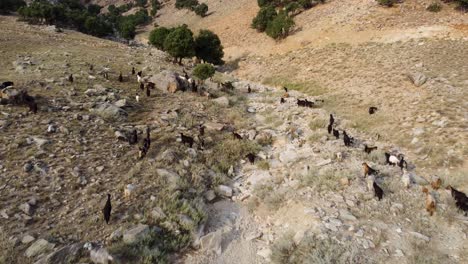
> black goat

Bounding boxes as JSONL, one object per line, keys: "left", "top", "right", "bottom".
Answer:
{"left": 119, "top": 72, "right": 123, "bottom": 82}
{"left": 68, "top": 74, "right": 74, "bottom": 83}
{"left": 180, "top": 133, "right": 194, "bottom": 148}
{"left": 283, "top": 87, "right": 288, "bottom": 93}
{"left": 1, "top": 81, "right": 14, "bottom": 88}
{"left": 333, "top": 129, "right": 340, "bottom": 139}
{"left": 246, "top": 153, "right": 256, "bottom": 164}
{"left": 140, "top": 83, "right": 144, "bottom": 91}
{"left": 233, "top": 132, "right": 243, "bottom": 140}
{"left": 247, "top": 85, "right": 251, "bottom": 93}
{"left": 343, "top": 131, "right": 353, "bottom": 146}
{"left": 280, "top": 98, "right": 285, "bottom": 104}
{"left": 129, "top": 129, "right": 138, "bottom": 145}
{"left": 132, "top": 67, "right": 135, "bottom": 75}
{"left": 447, "top": 186, "right": 468, "bottom": 215}
{"left": 327, "top": 124, "right": 332, "bottom": 134}
{"left": 369, "top": 107, "right": 378, "bottom": 115}
{"left": 364, "top": 144, "right": 378, "bottom": 154}
{"left": 329, "top": 114, "right": 334, "bottom": 126}
{"left": 146, "top": 86, "right": 150, "bottom": 97}
{"left": 373, "top": 182, "right": 384, "bottom": 200}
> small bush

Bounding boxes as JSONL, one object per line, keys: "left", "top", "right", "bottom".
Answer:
{"left": 376, "top": 0, "right": 398, "bottom": 7}
{"left": 266, "top": 11, "right": 295, "bottom": 39}
{"left": 194, "top": 3, "right": 208, "bottom": 17}
{"left": 427, "top": 2, "right": 442, "bottom": 12}
{"left": 136, "top": 0, "right": 148, "bottom": 7}
{"left": 149, "top": 26, "right": 171, "bottom": 49}
{"left": 251, "top": 5, "right": 277, "bottom": 32}
{"left": 206, "top": 138, "right": 261, "bottom": 173}
{"left": 193, "top": 63, "right": 215, "bottom": 81}
{"left": 175, "top": 0, "right": 199, "bottom": 10}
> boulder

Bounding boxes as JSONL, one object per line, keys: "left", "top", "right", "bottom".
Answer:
{"left": 212, "top": 96, "right": 229, "bottom": 107}
{"left": 90, "top": 103, "right": 127, "bottom": 121}
{"left": 149, "top": 70, "right": 189, "bottom": 93}
{"left": 123, "top": 224, "right": 150, "bottom": 244}
{"left": 21, "top": 235, "right": 35, "bottom": 244}
{"left": 42, "top": 243, "right": 86, "bottom": 264}
{"left": 204, "top": 190, "right": 216, "bottom": 202}
{"left": 151, "top": 207, "right": 167, "bottom": 220}
{"left": 155, "top": 169, "right": 181, "bottom": 191}
{"left": 200, "top": 230, "right": 223, "bottom": 255}
{"left": 19, "top": 203, "right": 33, "bottom": 215}
{"left": 215, "top": 185, "right": 233, "bottom": 197}
{"left": 407, "top": 72, "right": 427, "bottom": 87}
{"left": 25, "top": 239, "right": 55, "bottom": 258}
{"left": 85, "top": 85, "right": 107, "bottom": 96}
{"left": 90, "top": 247, "right": 114, "bottom": 264}
{"left": 279, "top": 150, "right": 298, "bottom": 163}
{"left": 114, "top": 99, "right": 128, "bottom": 108}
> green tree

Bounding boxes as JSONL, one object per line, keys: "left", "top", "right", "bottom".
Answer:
{"left": 84, "top": 16, "right": 111, "bottom": 37}
{"left": 163, "top": 25, "right": 195, "bottom": 63}
{"left": 135, "top": 0, "right": 148, "bottom": 7}
{"left": 251, "top": 5, "right": 277, "bottom": 32}
{"left": 193, "top": 63, "right": 215, "bottom": 82}
{"left": 150, "top": 0, "right": 161, "bottom": 16}
{"left": 194, "top": 3, "right": 208, "bottom": 17}
{"left": 175, "top": 0, "right": 198, "bottom": 10}
{"left": 87, "top": 4, "right": 101, "bottom": 15}
{"left": 118, "top": 19, "right": 136, "bottom": 39}
{"left": 265, "top": 11, "right": 294, "bottom": 39}
{"left": 0, "top": 0, "right": 26, "bottom": 14}
{"left": 148, "top": 26, "right": 171, "bottom": 50}
{"left": 194, "top": 29, "right": 224, "bottom": 65}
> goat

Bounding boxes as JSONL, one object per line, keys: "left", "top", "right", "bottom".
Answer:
{"left": 362, "top": 162, "right": 378, "bottom": 177}
{"left": 1, "top": 81, "right": 14, "bottom": 88}
{"left": 102, "top": 194, "right": 112, "bottom": 224}
{"left": 68, "top": 74, "right": 74, "bottom": 83}
{"left": 280, "top": 98, "right": 285, "bottom": 104}
{"left": 246, "top": 153, "right": 256, "bottom": 164}
{"left": 180, "top": 133, "right": 194, "bottom": 148}
{"left": 329, "top": 114, "right": 334, "bottom": 126}
{"left": 137, "top": 71, "right": 143, "bottom": 83}
{"left": 401, "top": 168, "right": 413, "bottom": 189}
{"left": 199, "top": 125, "right": 205, "bottom": 136}
{"left": 129, "top": 129, "right": 138, "bottom": 145}
{"left": 183, "top": 69, "right": 189, "bottom": 80}
{"left": 29, "top": 102, "right": 38, "bottom": 114}
{"left": 369, "top": 107, "right": 378, "bottom": 115}
{"left": 332, "top": 129, "right": 340, "bottom": 139}
{"left": 364, "top": 144, "right": 378, "bottom": 154}
{"left": 140, "top": 83, "right": 144, "bottom": 91}
{"left": 398, "top": 156, "right": 407, "bottom": 170}
{"left": 232, "top": 132, "right": 243, "bottom": 140}
{"left": 343, "top": 131, "right": 353, "bottom": 146}
{"left": 283, "top": 87, "right": 288, "bottom": 93}
{"left": 422, "top": 187, "right": 436, "bottom": 216}
{"left": 132, "top": 67, "right": 135, "bottom": 75}
{"left": 147, "top": 82, "right": 155, "bottom": 90}
{"left": 104, "top": 72, "right": 109, "bottom": 80}
{"left": 327, "top": 124, "right": 332, "bottom": 134}
{"left": 431, "top": 177, "right": 442, "bottom": 190}
{"left": 297, "top": 99, "right": 312, "bottom": 107}
{"left": 146, "top": 86, "right": 150, "bottom": 97}
{"left": 446, "top": 185, "right": 468, "bottom": 214}
{"left": 119, "top": 72, "right": 123, "bottom": 82}
{"left": 136, "top": 93, "right": 140, "bottom": 102}
{"left": 373, "top": 181, "right": 384, "bottom": 200}
{"left": 247, "top": 85, "right": 251, "bottom": 93}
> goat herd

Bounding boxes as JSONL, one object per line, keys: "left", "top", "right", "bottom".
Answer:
{"left": 2, "top": 65, "right": 466, "bottom": 227}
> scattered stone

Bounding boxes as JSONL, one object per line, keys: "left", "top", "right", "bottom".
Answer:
{"left": 339, "top": 209, "right": 357, "bottom": 221}
{"left": 215, "top": 185, "right": 233, "bottom": 197}
{"left": 409, "top": 231, "right": 430, "bottom": 242}
{"left": 247, "top": 107, "right": 256, "bottom": 113}
{"left": 340, "top": 177, "right": 350, "bottom": 186}
{"left": 96, "top": 166, "right": 104, "bottom": 172}
{"left": 90, "top": 247, "right": 114, "bottom": 264}
{"left": 19, "top": 203, "right": 33, "bottom": 215}
{"left": 123, "top": 224, "right": 150, "bottom": 244}
{"left": 407, "top": 72, "right": 427, "bottom": 87}
{"left": 0, "top": 210, "right": 9, "bottom": 219}
{"left": 200, "top": 230, "right": 223, "bottom": 255}
{"left": 43, "top": 242, "right": 86, "bottom": 264}
{"left": 109, "top": 228, "right": 123, "bottom": 242}
{"left": 279, "top": 150, "right": 298, "bottom": 163}
{"left": 212, "top": 96, "right": 229, "bottom": 107}
{"left": 257, "top": 248, "right": 272, "bottom": 260}
{"left": 21, "top": 235, "right": 35, "bottom": 244}
{"left": 204, "top": 190, "right": 216, "bottom": 202}
{"left": 394, "top": 249, "right": 404, "bottom": 257}
{"left": 23, "top": 162, "right": 34, "bottom": 172}
{"left": 114, "top": 99, "right": 128, "bottom": 108}
{"left": 293, "top": 230, "right": 305, "bottom": 244}
{"left": 245, "top": 231, "right": 263, "bottom": 241}
{"left": 90, "top": 103, "right": 127, "bottom": 121}
{"left": 151, "top": 207, "right": 166, "bottom": 220}
{"left": 316, "top": 159, "right": 332, "bottom": 166}
{"left": 25, "top": 239, "right": 55, "bottom": 258}
{"left": 31, "top": 137, "right": 49, "bottom": 148}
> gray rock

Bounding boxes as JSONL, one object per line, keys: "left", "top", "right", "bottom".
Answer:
{"left": 151, "top": 207, "right": 166, "bottom": 220}
{"left": 204, "top": 190, "right": 216, "bottom": 202}
{"left": 114, "top": 131, "right": 127, "bottom": 141}
{"left": 85, "top": 85, "right": 107, "bottom": 96}
{"left": 42, "top": 243, "right": 85, "bottom": 264}
{"left": 200, "top": 230, "right": 223, "bottom": 255}
{"left": 123, "top": 224, "right": 150, "bottom": 244}
{"left": 149, "top": 70, "right": 189, "bottom": 93}
{"left": 19, "top": 203, "right": 33, "bottom": 215}
{"left": 408, "top": 72, "right": 427, "bottom": 87}
{"left": 178, "top": 214, "right": 195, "bottom": 229}
{"left": 90, "top": 103, "right": 127, "bottom": 121}
{"left": 279, "top": 150, "right": 298, "bottom": 163}
{"left": 316, "top": 159, "right": 332, "bottom": 167}
{"left": 257, "top": 248, "right": 272, "bottom": 260}
{"left": 212, "top": 96, "right": 229, "bottom": 107}
{"left": 90, "top": 247, "right": 114, "bottom": 264}
{"left": 114, "top": 99, "right": 128, "bottom": 108}
{"left": 339, "top": 209, "right": 357, "bottom": 221}
{"left": 157, "top": 149, "right": 177, "bottom": 163}
{"left": 21, "top": 235, "right": 35, "bottom": 244}
{"left": 24, "top": 162, "right": 34, "bottom": 172}
{"left": 31, "top": 137, "right": 49, "bottom": 148}
{"left": 25, "top": 239, "right": 55, "bottom": 258}
{"left": 409, "top": 231, "right": 430, "bottom": 242}
{"left": 0, "top": 210, "right": 9, "bottom": 219}
{"left": 156, "top": 169, "right": 181, "bottom": 191}
{"left": 215, "top": 185, "right": 233, "bottom": 197}
{"left": 109, "top": 228, "right": 123, "bottom": 242}
{"left": 247, "top": 107, "right": 256, "bottom": 113}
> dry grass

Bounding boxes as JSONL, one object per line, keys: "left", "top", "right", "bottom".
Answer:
{"left": 299, "top": 167, "right": 354, "bottom": 192}
{"left": 263, "top": 77, "right": 328, "bottom": 96}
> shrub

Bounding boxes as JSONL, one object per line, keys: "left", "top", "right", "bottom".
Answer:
{"left": 135, "top": 0, "right": 148, "bottom": 7}
{"left": 175, "top": 0, "right": 199, "bottom": 10}
{"left": 206, "top": 138, "right": 261, "bottom": 173}
{"left": 163, "top": 25, "right": 195, "bottom": 63}
{"left": 150, "top": 0, "right": 161, "bottom": 16}
{"left": 118, "top": 19, "right": 136, "bottom": 39}
{"left": 0, "top": 0, "right": 26, "bottom": 14}
{"left": 87, "top": 4, "right": 102, "bottom": 16}
{"left": 149, "top": 27, "right": 171, "bottom": 49}
{"left": 265, "top": 11, "right": 295, "bottom": 39}
{"left": 193, "top": 63, "right": 215, "bottom": 81}
{"left": 257, "top": 0, "right": 279, "bottom": 7}
{"left": 251, "top": 5, "right": 277, "bottom": 32}
{"left": 84, "top": 16, "right": 112, "bottom": 37}
{"left": 298, "top": 0, "right": 314, "bottom": 9}
{"left": 194, "top": 29, "right": 224, "bottom": 64}
{"left": 376, "top": 0, "right": 398, "bottom": 7}
{"left": 194, "top": 3, "right": 208, "bottom": 17}
{"left": 285, "top": 2, "right": 301, "bottom": 15}
{"left": 427, "top": 2, "right": 442, "bottom": 12}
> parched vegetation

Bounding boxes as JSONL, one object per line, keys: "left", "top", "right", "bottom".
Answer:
{"left": 252, "top": 0, "right": 325, "bottom": 39}
{"left": 16, "top": 0, "right": 151, "bottom": 39}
